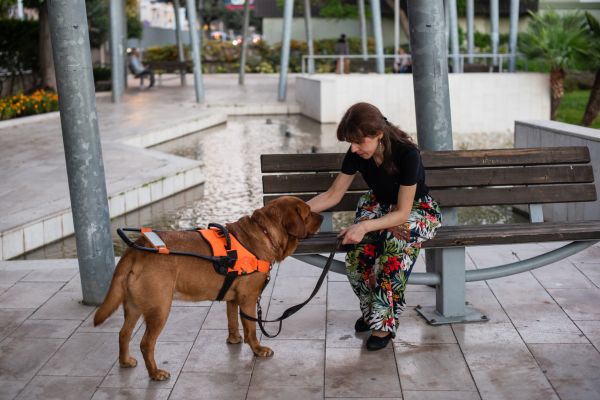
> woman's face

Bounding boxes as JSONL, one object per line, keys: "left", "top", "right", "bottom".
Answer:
{"left": 348, "top": 133, "right": 383, "bottom": 159}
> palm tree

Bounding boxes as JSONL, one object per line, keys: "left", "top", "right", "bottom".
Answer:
{"left": 519, "top": 10, "right": 588, "bottom": 119}
{"left": 582, "top": 12, "right": 600, "bottom": 127}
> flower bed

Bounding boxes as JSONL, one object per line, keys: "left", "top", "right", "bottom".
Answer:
{"left": 0, "top": 90, "right": 59, "bottom": 121}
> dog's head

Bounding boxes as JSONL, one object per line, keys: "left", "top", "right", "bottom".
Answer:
{"left": 251, "top": 196, "right": 323, "bottom": 261}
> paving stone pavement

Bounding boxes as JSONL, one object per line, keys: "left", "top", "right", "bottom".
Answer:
{"left": 0, "top": 242, "right": 599, "bottom": 400}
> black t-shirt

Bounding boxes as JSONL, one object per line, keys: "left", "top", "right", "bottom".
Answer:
{"left": 341, "top": 140, "right": 429, "bottom": 205}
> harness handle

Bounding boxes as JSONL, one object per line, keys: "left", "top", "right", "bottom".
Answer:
{"left": 207, "top": 223, "right": 231, "bottom": 250}
{"left": 240, "top": 238, "right": 343, "bottom": 338}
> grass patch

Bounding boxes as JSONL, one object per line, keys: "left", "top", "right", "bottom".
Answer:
{"left": 555, "top": 89, "right": 600, "bottom": 129}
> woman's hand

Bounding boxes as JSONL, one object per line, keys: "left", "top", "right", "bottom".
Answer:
{"left": 339, "top": 222, "right": 368, "bottom": 245}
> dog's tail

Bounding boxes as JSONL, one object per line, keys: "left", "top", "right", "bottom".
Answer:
{"left": 93, "top": 252, "right": 133, "bottom": 326}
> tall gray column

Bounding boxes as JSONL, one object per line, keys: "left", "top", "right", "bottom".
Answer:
{"left": 47, "top": 0, "right": 116, "bottom": 305}
{"left": 304, "top": 0, "right": 315, "bottom": 74}
{"left": 17, "top": 0, "right": 24, "bottom": 19}
{"left": 370, "top": 0, "right": 384, "bottom": 74}
{"left": 407, "top": 0, "right": 453, "bottom": 151}
{"left": 448, "top": 0, "right": 460, "bottom": 72}
{"left": 394, "top": 0, "right": 400, "bottom": 65}
{"left": 173, "top": 0, "right": 186, "bottom": 85}
{"left": 110, "top": 0, "right": 124, "bottom": 102}
{"left": 467, "top": 0, "right": 474, "bottom": 63}
{"left": 509, "top": 0, "right": 520, "bottom": 72}
{"left": 358, "top": 0, "right": 368, "bottom": 61}
{"left": 239, "top": 0, "right": 251, "bottom": 84}
{"left": 490, "top": 0, "right": 499, "bottom": 66}
{"left": 407, "top": 0, "right": 456, "bottom": 289}
{"left": 186, "top": 0, "right": 204, "bottom": 102}
{"left": 278, "top": 0, "right": 294, "bottom": 101}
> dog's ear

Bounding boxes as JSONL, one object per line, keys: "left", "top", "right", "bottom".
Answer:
{"left": 283, "top": 204, "right": 308, "bottom": 238}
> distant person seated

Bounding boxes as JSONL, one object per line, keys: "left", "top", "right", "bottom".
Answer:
{"left": 129, "top": 48, "right": 155, "bottom": 88}
{"left": 335, "top": 33, "right": 350, "bottom": 74}
{"left": 393, "top": 47, "right": 412, "bottom": 74}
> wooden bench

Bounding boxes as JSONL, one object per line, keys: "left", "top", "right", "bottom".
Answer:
{"left": 145, "top": 60, "right": 190, "bottom": 85}
{"left": 261, "top": 146, "right": 600, "bottom": 324}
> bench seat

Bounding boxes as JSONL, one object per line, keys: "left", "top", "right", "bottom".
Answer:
{"left": 295, "top": 220, "right": 600, "bottom": 254}
{"left": 261, "top": 146, "right": 600, "bottom": 324}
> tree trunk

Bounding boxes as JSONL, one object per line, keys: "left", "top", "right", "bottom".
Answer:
{"left": 582, "top": 69, "right": 600, "bottom": 127}
{"left": 39, "top": 1, "right": 57, "bottom": 90}
{"left": 384, "top": 0, "right": 410, "bottom": 39}
{"left": 550, "top": 68, "right": 565, "bottom": 120}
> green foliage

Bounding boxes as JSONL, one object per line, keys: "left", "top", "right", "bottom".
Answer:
{"left": 0, "top": 19, "right": 39, "bottom": 74}
{"left": 87, "top": 0, "right": 109, "bottom": 48}
{"left": 319, "top": 0, "right": 358, "bottom": 19}
{"left": 142, "top": 36, "right": 375, "bottom": 74}
{"left": 582, "top": 12, "right": 600, "bottom": 71}
{"left": 555, "top": 89, "right": 600, "bottom": 128}
{"left": 275, "top": 0, "right": 358, "bottom": 19}
{"left": 519, "top": 10, "right": 588, "bottom": 71}
{"left": 92, "top": 66, "right": 111, "bottom": 82}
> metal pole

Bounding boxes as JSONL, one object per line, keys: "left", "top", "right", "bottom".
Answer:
{"left": 509, "top": 0, "right": 519, "bottom": 72}
{"left": 448, "top": 0, "right": 460, "bottom": 72}
{"left": 186, "top": 0, "right": 204, "bottom": 102}
{"left": 17, "top": 0, "right": 24, "bottom": 19}
{"left": 490, "top": 0, "right": 499, "bottom": 67}
{"left": 173, "top": 0, "right": 186, "bottom": 85}
{"left": 304, "top": 0, "right": 315, "bottom": 74}
{"left": 444, "top": 0, "right": 450, "bottom": 50}
{"left": 110, "top": 0, "right": 124, "bottom": 102}
{"left": 407, "top": 0, "right": 453, "bottom": 151}
{"left": 394, "top": 0, "right": 400, "bottom": 66}
{"left": 407, "top": 0, "right": 456, "bottom": 303}
{"left": 122, "top": 5, "right": 128, "bottom": 89}
{"left": 47, "top": 0, "right": 116, "bottom": 305}
{"left": 358, "top": 0, "right": 368, "bottom": 61}
{"left": 370, "top": 0, "right": 385, "bottom": 74}
{"left": 278, "top": 0, "right": 294, "bottom": 101}
{"left": 467, "top": 0, "right": 474, "bottom": 63}
{"left": 239, "top": 0, "right": 251, "bottom": 84}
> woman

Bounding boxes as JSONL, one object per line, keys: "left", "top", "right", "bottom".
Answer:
{"left": 307, "top": 102, "right": 442, "bottom": 351}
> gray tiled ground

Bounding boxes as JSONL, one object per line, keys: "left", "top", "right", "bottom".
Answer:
{"left": 1, "top": 241, "right": 599, "bottom": 400}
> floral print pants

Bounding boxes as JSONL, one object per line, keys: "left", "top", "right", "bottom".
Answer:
{"left": 345, "top": 191, "right": 442, "bottom": 335}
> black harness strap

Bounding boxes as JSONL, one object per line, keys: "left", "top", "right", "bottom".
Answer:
{"left": 239, "top": 238, "right": 342, "bottom": 338}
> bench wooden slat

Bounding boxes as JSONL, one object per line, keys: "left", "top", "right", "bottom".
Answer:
{"left": 294, "top": 221, "right": 600, "bottom": 254}
{"left": 422, "top": 147, "right": 590, "bottom": 168}
{"left": 431, "top": 184, "right": 598, "bottom": 206}
{"left": 261, "top": 147, "right": 590, "bottom": 173}
{"left": 264, "top": 183, "right": 598, "bottom": 209}
{"left": 262, "top": 165, "right": 594, "bottom": 193}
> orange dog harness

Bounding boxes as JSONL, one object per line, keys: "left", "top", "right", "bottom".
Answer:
{"left": 117, "top": 224, "right": 271, "bottom": 302}
{"left": 198, "top": 228, "right": 271, "bottom": 275}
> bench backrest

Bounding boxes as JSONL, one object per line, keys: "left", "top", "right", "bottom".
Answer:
{"left": 261, "top": 146, "right": 597, "bottom": 211}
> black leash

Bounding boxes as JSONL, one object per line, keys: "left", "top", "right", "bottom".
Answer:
{"left": 239, "top": 237, "right": 343, "bottom": 338}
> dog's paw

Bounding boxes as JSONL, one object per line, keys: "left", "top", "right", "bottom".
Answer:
{"left": 149, "top": 369, "right": 171, "bottom": 381}
{"left": 227, "top": 334, "right": 242, "bottom": 344}
{"left": 253, "top": 345, "right": 274, "bottom": 357}
{"left": 119, "top": 357, "right": 138, "bottom": 368}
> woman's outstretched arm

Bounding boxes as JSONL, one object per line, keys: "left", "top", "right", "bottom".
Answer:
{"left": 307, "top": 172, "right": 355, "bottom": 213}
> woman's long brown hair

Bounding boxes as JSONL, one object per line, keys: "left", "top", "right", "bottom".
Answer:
{"left": 336, "top": 102, "right": 417, "bottom": 174}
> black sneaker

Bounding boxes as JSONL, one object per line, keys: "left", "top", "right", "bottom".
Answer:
{"left": 366, "top": 333, "right": 393, "bottom": 351}
{"left": 354, "top": 317, "right": 370, "bottom": 332}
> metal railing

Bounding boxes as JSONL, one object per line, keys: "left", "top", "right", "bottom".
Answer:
{"left": 301, "top": 53, "right": 527, "bottom": 74}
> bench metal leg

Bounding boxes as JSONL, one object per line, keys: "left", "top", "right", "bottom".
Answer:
{"left": 416, "top": 247, "right": 488, "bottom": 325}
{"left": 320, "top": 212, "right": 333, "bottom": 232}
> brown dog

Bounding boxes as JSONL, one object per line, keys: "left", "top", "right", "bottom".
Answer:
{"left": 94, "top": 196, "right": 322, "bottom": 381}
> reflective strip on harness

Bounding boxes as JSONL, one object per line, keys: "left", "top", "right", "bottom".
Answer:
{"left": 198, "top": 228, "right": 270, "bottom": 275}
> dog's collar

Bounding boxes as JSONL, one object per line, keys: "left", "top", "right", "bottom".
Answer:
{"left": 252, "top": 218, "right": 281, "bottom": 254}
